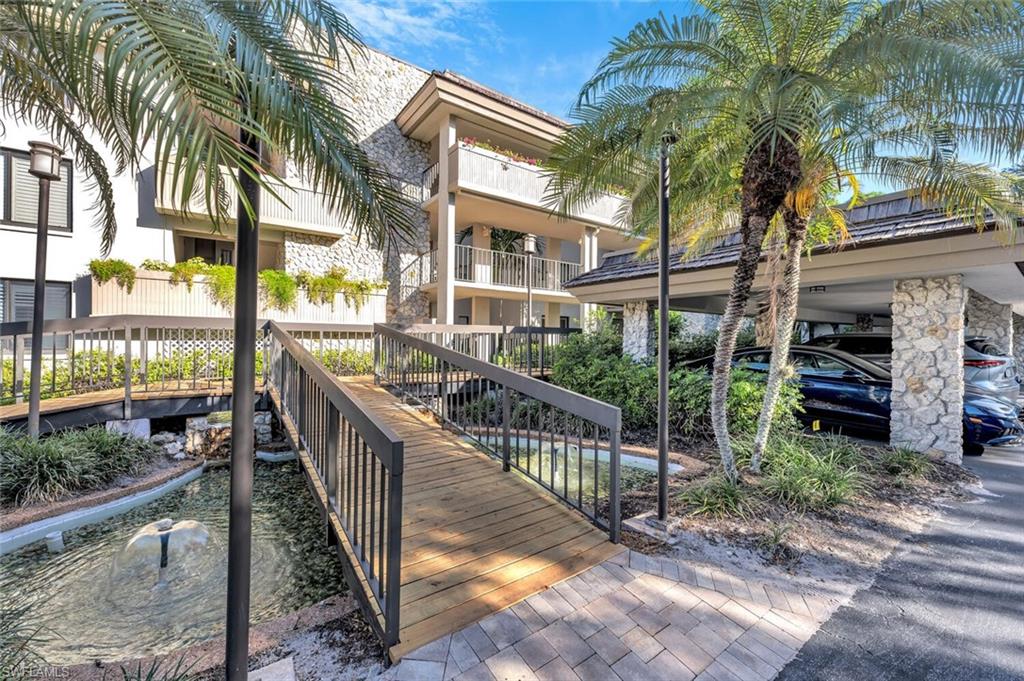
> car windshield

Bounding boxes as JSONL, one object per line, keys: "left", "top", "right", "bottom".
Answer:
{"left": 792, "top": 353, "right": 861, "bottom": 378}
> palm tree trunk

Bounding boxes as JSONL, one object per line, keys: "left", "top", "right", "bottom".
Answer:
{"left": 710, "top": 211, "right": 770, "bottom": 480}
{"left": 750, "top": 208, "right": 808, "bottom": 472}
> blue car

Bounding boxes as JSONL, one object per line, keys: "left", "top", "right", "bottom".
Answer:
{"left": 686, "top": 346, "right": 1024, "bottom": 455}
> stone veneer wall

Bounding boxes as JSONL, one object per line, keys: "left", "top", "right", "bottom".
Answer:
{"left": 280, "top": 48, "right": 431, "bottom": 322}
{"left": 1014, "top": 315, "right": 1024, "bottom": 372}
{"left": 622, "top": 300, "right": 654, "bottom": 361}
{"left": 890, "top": 275, "right": 966, "bottom": 463}
{"left": 966, "top": 289, "right": 1014, "bottom": 356}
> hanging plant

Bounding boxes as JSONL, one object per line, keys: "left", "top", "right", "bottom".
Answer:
{"left": 89, "top": 259, "right": 137, "bottom": 293}
{"left": 205, "top": 264, "right": 236, "bottom": 308}
{"left": 258, "top": 269, "right": 298, "bottom": 311}
{"left": 296, "top": 267, "right": 385, "bottom": 311}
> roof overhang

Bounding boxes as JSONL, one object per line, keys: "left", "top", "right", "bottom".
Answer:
{"left": 569, "top": 228, "right": 1024, "bottom": 315}
{"left": 396, "top": 72, "right": 567, "bottom": 149}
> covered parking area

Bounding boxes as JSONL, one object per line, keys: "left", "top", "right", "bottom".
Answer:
{"left": 565, "top": 192, "right": 1024, "bottom": 463}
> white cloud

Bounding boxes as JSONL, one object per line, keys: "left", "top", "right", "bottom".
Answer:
{"left": 337, "top": 0, "right": 499, "bottom": 58}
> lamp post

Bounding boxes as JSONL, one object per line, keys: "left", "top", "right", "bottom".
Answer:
{"left": 657, "top": 130, "right": 677, "bottom": 521}
{"left": 26, "top": 141, "right": 63, "bottom": 439}
{"left": 523, "top": 234, "right": 537, "bottom": 374}
{"left": 225, "top": 125, "right": 261, "bottom": 679}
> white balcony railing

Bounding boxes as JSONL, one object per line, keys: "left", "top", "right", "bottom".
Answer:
{"left": 401, "top": 245, "right": 580, "bottom": 293}
{"left": 419, "top": 144, "right": 629, "bottom": 228}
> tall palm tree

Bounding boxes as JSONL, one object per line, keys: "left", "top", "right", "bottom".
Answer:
{"left": 548, "top": 0, "right": 1023, "bottom": 480}
{"left": 2, "top": 1, "right": 416, "bottom": 675}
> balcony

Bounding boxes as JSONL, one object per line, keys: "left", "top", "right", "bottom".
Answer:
{"left": 421, "top": 143, "right": 629, "bottom": 228}
{"left": 154, "top": 168, "right": 422, "bottom": 238}
{"left": 402, "top": 245, "right": 580, "bottom": 295}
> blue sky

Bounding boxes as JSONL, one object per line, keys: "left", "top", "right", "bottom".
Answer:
{"left": 338, "top": 1, "right": 693, "bottom": 119}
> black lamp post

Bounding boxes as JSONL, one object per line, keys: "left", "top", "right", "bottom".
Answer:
{"left": 225, "top": 126, "right": 261, "bottom": 680}
{"left": 657, "top": 130, "right": 677, "bottom": 521}
{"left": 26, "top": 141, "right": 63, "bottom": 439}
{"left": 524, "top": 233, "right": 537, "bottom": 374}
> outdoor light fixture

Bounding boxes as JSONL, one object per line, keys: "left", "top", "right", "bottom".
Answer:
{"left": 523, "top": 233, "right": 537, "bottom": 255}
{"left": 656, "top": 129, "right": 676, "bottom": 523}
{"left": 524, "top": 233, "right": 537, "bottom": 372}
{"left": 25, "top": 140, "right": 64, "bottom": 439}
{"left": 28, "top": 140, "right": 63, "bottom": 181}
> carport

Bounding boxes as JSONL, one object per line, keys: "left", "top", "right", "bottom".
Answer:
{"left": 565, "top": 192, "right": 1024, "bottom": 463}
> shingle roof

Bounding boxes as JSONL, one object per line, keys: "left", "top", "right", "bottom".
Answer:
{"left": 433, "top": 70, "right": 568, "bottom": 128}
{"left": 566, "top": 192, "right": 1000, "bottom": 289}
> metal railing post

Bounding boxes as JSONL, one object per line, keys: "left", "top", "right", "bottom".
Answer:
{"left": 502, "top": 386, "right": 511, "bottom": 472}
{"left": 123, "top": 324, "right": 132, "bottom": 419}
{"left": 373, "top": 333, "right": 381, "bottom": 385}
{"left": 384, "top": 442, "right": 404, "bottom": 646}
{"left": 326, "top": 406, "right": 340, "bottom": 504}
{"left": 609, "top": 421, "right": 622, "bottom": 543}
{"left": 13, "top": 335, "right": 24, "bottom": 404}
{"left": 139, "top": 326, "right": 148, "bottom": 388}
{"left": 439, "top": 361, "right": 448, "bottom": 424}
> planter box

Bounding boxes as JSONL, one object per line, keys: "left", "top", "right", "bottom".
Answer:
{"left": 90, "top": 270, "right": 386, "bottom": 323}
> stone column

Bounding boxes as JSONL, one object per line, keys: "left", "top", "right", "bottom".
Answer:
{"left": 966, "top": 289, "right": 1014, "bottom": 356}
{"left": 436, "top": 114, "right": 458, "bottom": 324}
{"left": 1014, "top": 314, "right": 1024, "bottom": 372}
{"left": 579, "top": 226, "right": 600, "bottom": 330}
{"left": 622, "top": 300, "right": 654, "bottom": 361}
{"left": 890, "top": 275, "right": 966, "bottom": 463}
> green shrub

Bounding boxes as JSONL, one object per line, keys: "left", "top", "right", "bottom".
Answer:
{"left": 140, "top": 259, "right": 172, "bottom": 272}
{"left": 761, "top": 442, "right": 861, "bottom": 512}
{"left": 679, "top": 476, "right": 757, "bottom": 518}
{"left": 0, "top": 426, "right": 159, "bottom": 506}
{"left": 167, "top": 256, "right": 210, "bottom": 290}
{"left": 877, "top": 446, "right": 932, "bottom": 478}
{"left": 318, "top": 348, "right": 373, "bottom": 375}
{"left": 259, "top": 269, "right": 298, "bottom": 311}
{"left": 296, "top": 267, "right": 385, "bottom": 311}
{"left": 89, "top": 259, "right": 137, "bottom": 293}
{"left": 667, "top": 327, "right": 756, "bottom": 366}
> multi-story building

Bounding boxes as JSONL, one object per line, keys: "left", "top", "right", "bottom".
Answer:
{"left": 0, "top": 48, "right": 637, "bottom": 329}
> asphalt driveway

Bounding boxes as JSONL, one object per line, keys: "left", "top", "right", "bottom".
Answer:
{"left": 776, "top": 444, "right": 1024, "bottom": 681}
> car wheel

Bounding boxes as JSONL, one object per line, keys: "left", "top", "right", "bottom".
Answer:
{"left": 964, "top": 442, "right": 985, "bottom": 456}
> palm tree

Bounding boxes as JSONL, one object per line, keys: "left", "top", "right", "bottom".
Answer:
{"left": 2, "top": 1, "right": 416, "bottom": 675}
{"left": 548, "top": 0, "right": 1023, "bottom": 480}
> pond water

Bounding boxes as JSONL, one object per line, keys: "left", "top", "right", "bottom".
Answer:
{"left": 0, "top": 462, "right": 345, "bottom": 666}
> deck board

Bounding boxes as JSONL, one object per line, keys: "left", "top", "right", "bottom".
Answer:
{"left": 338, "top": 377, "right": 623, "bottom": 661}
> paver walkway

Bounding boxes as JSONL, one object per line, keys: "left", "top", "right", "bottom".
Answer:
{"left": 384, "top": 548, "right": 841, "bottom": 681}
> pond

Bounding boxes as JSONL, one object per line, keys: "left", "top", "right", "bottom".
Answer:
{"left": 0, "top": 461, "right": 345, "bottom": 666}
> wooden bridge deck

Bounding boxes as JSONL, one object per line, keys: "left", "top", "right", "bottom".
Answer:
{"left": 339, "top": 377, "right": 624, "bottom": 660}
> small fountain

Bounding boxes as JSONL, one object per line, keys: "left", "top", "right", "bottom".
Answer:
{"left": 118, "top": 518, "right": 210, "bottom": 585}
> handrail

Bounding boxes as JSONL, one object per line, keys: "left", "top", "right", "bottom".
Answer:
{"left": 266, "top": 321, "right": 404, "bottom": 645}
{"left": 374, "top": 323, "right": 621, "bottom": 541}
{"left": 400, "top": 324, "right": 580, "bottom": 376}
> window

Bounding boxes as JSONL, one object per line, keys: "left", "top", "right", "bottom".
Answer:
{"left": 1, "top": 148, "right": 73, "bottom": 232}
{"left": 559, "top": 316, "right": 570, "bottom": 329}
{"left": 736, "top": 352, "right": 771, "bottom": 371}
{"left": 0, "top": 279, "right": 72, "bottom": 324}
{"left": 793, "top": 352, "right": 862, "bottom": 378}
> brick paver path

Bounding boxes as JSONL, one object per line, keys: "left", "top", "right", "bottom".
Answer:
{"left": 383, "top": 550, "right": 841, "bottom": 681}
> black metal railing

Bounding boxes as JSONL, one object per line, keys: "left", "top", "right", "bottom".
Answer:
{"left": 374, "top": 323, "right": 620, "bottom": 541}
{"left": 267, "top": 321, "right": 404, "bottom": 645}
{"left": 401, "top": 323, "right": 580, "bottom": 376}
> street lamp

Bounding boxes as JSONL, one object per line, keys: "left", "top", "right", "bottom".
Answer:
{"left": 523, "top": 234, "right": 537, "bottom": 374}
{"left": 657, "top": 130, "right": 677, "bottom": 522}
{"left": 26, "top": 141, "right": 63, "bottom": 438}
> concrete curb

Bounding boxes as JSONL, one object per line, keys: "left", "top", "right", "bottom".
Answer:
{"left": 0, "top": 463, "right": 206, "bottom": 555}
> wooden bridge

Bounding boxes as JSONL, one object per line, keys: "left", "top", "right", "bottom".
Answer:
{"left": 1, "top": 316, "right": 622, "bottom": 661}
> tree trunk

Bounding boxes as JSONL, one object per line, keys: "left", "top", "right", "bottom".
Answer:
{"left": 710, "top": 212, "right": 770, "bottom": 480}
{"left": 750, "top": 208, "right": 808, "bottom": 472}
{"left": 709, "top": 137, "right": 802, "bottom": 481}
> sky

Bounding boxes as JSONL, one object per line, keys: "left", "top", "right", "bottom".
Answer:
{"left": 337, "top": 0, "right": 694, "bottom": 120}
